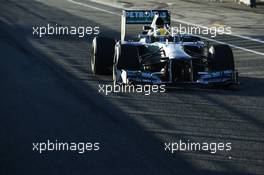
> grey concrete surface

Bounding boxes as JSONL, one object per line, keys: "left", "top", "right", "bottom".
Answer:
{"left": 0, "top": 0, "right": 263, "bottom": 174}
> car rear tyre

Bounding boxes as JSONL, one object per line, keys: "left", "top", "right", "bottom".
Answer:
{"left": 91, "top": 36, "right": 115, "bottom": 75}
{"left": 208, "top": 44, "right": 234, "bottom": 71}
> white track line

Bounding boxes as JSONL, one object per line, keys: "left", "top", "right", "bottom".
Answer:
{"left": 67, "top": 0, "right": 120, "bottom": 15}
{"left": 66, "top": 0, "right": 264, "bottom": 56}
{"left": 171, "top": 19, "right": 264, "bottom": 44}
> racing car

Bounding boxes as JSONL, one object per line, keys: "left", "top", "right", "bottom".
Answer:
{"left": 91, "top": 10, "right": 239, "bottom": 87}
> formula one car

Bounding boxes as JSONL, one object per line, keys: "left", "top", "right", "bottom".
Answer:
{"left": 91, "top": 10, "right": 239, "bottom": 87}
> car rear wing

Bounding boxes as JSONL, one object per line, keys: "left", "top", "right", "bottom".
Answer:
{"left": 121, "top": 10, "right": 171, "bottom": 42}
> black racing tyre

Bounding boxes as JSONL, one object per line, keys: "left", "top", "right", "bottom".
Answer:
{"left": 115, "top": 44, "right": 140, "bottom": 70}
{"left": 91, "top": 36, "right": 115, "bottom": 75}
{"left": 113, "top": 44, "right": 140, "bottom": 83}
{"left": 208, "top": 44, "right": 234, "bottom": 71}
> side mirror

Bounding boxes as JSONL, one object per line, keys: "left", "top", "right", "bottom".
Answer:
{"left": 143, "top": 25, "right": 152, "bottom": 31}
{"left": 160, "top": 57, "right": 169, "bottom": 61}
{"left": 141, "top": 31, "right": 148, "bottom": 35}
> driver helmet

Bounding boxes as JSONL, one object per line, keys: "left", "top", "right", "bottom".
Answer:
{"left": 155, "top": 17, "right": 168, "bottom": 36}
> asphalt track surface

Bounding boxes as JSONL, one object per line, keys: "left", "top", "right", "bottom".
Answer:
{"left": 0, "top": 0, "right": 264, "bottom": 175}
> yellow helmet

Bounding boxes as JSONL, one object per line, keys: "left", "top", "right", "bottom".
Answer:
{"left": 157, "top": 28, "right": 168, "bottom": 36}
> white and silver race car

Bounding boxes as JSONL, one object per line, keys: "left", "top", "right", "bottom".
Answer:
{"left": 91, "top": 10, "right": 238, "bottom": 87}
